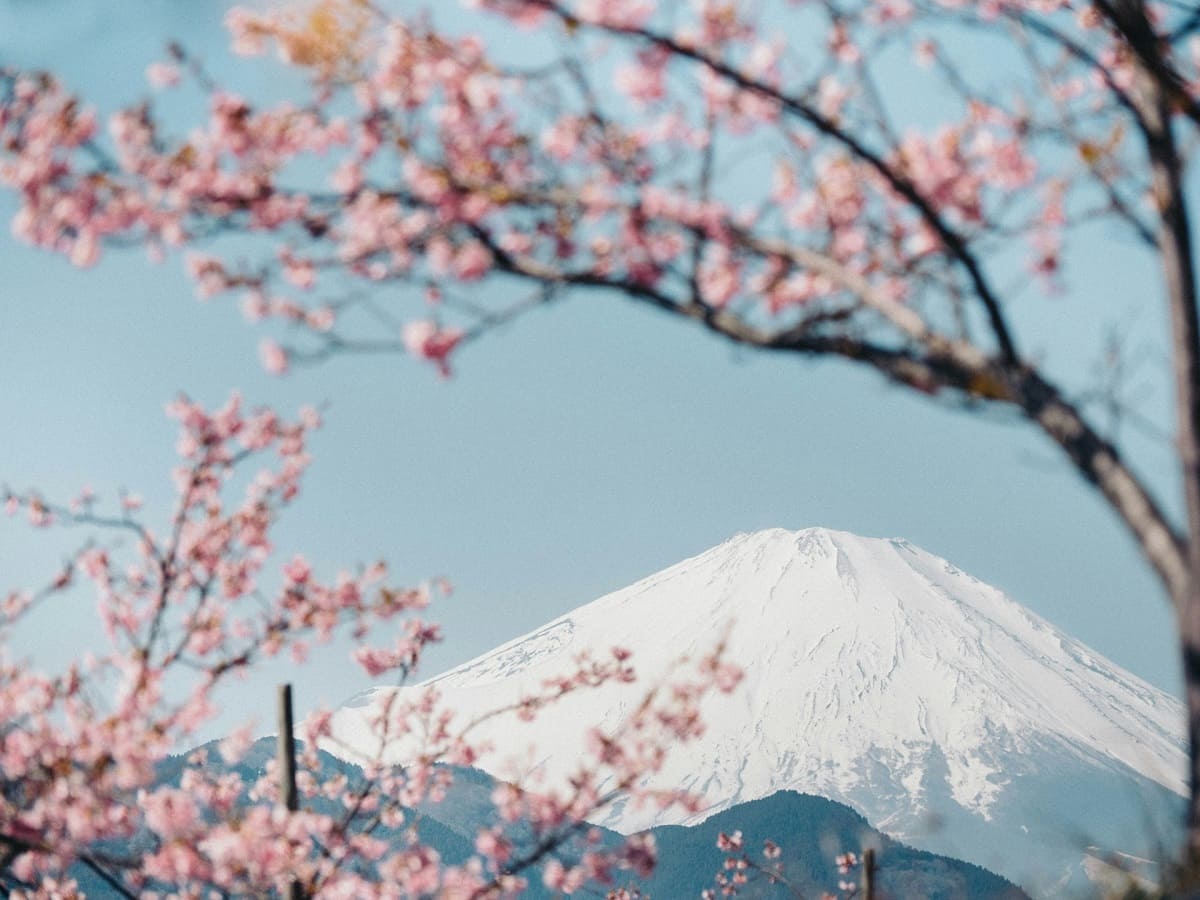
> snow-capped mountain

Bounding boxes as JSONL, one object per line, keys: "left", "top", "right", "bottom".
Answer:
{"left": 328, "top": 527, "right": 1186, "bottom": 896}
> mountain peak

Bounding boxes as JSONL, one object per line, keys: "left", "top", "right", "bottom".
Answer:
{"left": 718, "top": 524, "right": 895, "bottom": 552}
{"left": 330, "top": 529, "right": 1185, "bottom": 896}
{"left": 711, "top": 526, "right": 928, "bottom": 575}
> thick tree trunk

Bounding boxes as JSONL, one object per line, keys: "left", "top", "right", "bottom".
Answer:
{"left": 1146, "top": 69, "right": 1200, "bottom": 869}
{"left": 1181, "top": 595, "right": 1200, "bottom": 861}
{"left": 1098, "top": 0, "right": 1200, "bottom": 861}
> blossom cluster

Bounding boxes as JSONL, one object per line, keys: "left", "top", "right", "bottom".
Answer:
{"left": 3, "top": 0, "right": 1192, "bottom": 379}
{"left": 703, "top": 832, "right": 866, "bottom": 899}
{"left": 0, "top": 395, "right": 433, "bottom": 891}
{"left": 0, "top": 397, "right": 745, "bottom": 896}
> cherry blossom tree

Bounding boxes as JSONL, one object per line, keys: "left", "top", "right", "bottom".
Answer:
{"left": 4, "top": 0, "right": 1200, "bottom": 868}
{"left": 0, "top": 394, "right": 741, "bottom": 896}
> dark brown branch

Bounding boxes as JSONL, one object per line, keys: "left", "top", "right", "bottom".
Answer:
{"left": 525, "top": 0, "right": 1021, "bottom": 364}
{"left": 1004, "top": 10, "right": 1144, "bottom": 124}
{"left": 1105, "top": 0, "right": 1200, "bottom": 851}
{"left": 1095, "top": 0, "right": 1200, "bottom": 131}
{"left": 1009, "top": 368, "right": 1191, "bottom": 607}
{"left": 469, "top": 222, "right": 1190, "bottom": 610}
{"left": 1108, "top": 1, "right": 1200, "bottom": 587}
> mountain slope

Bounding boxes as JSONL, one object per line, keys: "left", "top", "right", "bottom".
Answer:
{"left": 645, "top": 790, "right": 1025, "bottom": 900}
{"left": 329, "top": 527, "right": 1186, "bottom": 896}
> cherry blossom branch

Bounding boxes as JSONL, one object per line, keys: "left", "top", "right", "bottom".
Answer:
{"left": 511, "top": 0, "right": 1021, "bottom": 362}
{"left": 1094, "top": 0, "right": 1200, "bottom": 130}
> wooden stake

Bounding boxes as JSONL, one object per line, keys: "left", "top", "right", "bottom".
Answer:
{"left": 862, "top": 847, "right": 876, "bottom": 900}
{"left": 277, "top": 683, "right": 301, "bottom": 900}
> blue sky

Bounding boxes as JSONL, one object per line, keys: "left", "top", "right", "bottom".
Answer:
{"left": 0, "top": 0, "right": 1184, "bottom": 738}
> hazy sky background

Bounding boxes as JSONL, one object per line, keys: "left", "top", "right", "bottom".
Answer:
{"left": 0, "top": 0, "right": 1185, "bottom": 741}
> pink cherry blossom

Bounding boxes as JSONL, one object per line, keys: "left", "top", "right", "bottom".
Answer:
{"left": 258, "top": 338, "right": 290, "bottom": 375}
{"left": 402, "top": 320, "right": 464, "bottom": 376}
{"left": 146, "top": 62, "right": 181, "bottom": 89}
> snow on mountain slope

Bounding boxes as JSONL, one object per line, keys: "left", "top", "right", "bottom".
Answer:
{"left": 328, "top": 528, "right": 1186, "bottom": 896}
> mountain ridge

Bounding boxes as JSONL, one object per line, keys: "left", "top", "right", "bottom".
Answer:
{"left": 329, "top": 527, "right": 1186, "bottom": 896}
{"left": 101, "top": 738, "right": 1024, "bottom": 900}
